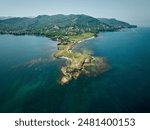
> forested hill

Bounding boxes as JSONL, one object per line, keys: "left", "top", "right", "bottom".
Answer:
{"left": 0, "top": 14, "right": 137, "bottom": 39}
{"left": 98, "top": 18, "right": 136, "bottom": 29}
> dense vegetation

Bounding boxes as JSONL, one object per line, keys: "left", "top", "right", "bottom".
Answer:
{"left": 0, "top": 14, "right": 136, "bottom": 40}
{"left": 98, "top": 18, "right": 136, "bottom": 29}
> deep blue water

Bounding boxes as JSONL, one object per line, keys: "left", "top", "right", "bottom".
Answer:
{"left": 0, "top": 28, "right": 150, "bottom": 112}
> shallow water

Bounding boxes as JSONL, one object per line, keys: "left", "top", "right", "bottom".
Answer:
{"left": 0, "top": 28, "right": 150, "bottom": 112}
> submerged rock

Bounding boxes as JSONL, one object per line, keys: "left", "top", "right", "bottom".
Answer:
{"left": 60, "top": 56, "right": 109, "bottom": 85}
{"left": 61, "top": 76, "right": 71, "bottom": 84}
{"left": 83, "top": 57, "right": 109, "bottom": 76}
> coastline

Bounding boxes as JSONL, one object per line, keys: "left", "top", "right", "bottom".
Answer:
{"left": 77, "top": 36, "right": 95, "bottom": 44}
{"left": 53, "top": 33, "right": 108, "bottom": 85}
{"left": 58, "top": 35, "right": 96, "bottom": 59}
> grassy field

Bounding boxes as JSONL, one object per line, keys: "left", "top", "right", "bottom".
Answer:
{"left": 54, "top": 33, "right": 94, "bottom": 57}
{"left": 68, "top": 33, "right": 94, "bottom": 43}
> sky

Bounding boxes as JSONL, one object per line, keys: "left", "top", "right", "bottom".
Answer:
{"left": 0, "top": 0, "right": 150, "bottom": 26}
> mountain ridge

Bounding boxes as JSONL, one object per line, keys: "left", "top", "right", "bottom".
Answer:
{"left": 0, "top": 14, "right": 137, "bottom": 40}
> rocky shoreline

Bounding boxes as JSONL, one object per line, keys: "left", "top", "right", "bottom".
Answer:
{"left": 53, "top": 33, "right": 108, "bottom": 84}
{"left": 60, "top": 56, "right": 108, "bottom": 84}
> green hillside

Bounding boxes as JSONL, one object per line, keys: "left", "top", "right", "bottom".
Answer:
{"left": 0, "top": 14, "right": 136, "bottom": 40}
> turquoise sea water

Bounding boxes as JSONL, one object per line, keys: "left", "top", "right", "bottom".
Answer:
{"left": 0, "top": 28, "right": 150, "bottom": 112}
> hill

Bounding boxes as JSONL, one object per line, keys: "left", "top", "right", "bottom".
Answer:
{"left": 98, "top": 18, "right": 137, "bottom": 29}
{"left": 0, "top": 16, "right": 13, "bottom": 20}
{"left": 0, "top": 14, "right": 136, "bottom": 40}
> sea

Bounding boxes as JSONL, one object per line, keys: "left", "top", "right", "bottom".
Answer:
{"left": 0, "top": 27, "right": 150, "bottom": 112}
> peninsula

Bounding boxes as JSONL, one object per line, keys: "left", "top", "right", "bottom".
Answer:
{"left": 0, "top": 14, "right": 137, "bottom": 84}
{"left": 54, "top": 32, "right": 108, "bottom": 84}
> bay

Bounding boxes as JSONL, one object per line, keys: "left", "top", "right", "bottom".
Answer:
{"left": 0, "top": 28, "right": 150, "bottom": 112}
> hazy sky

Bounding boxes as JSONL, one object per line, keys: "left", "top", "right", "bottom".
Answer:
{"left": 0, "top": 0, "right": 150, "bottom": 26}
